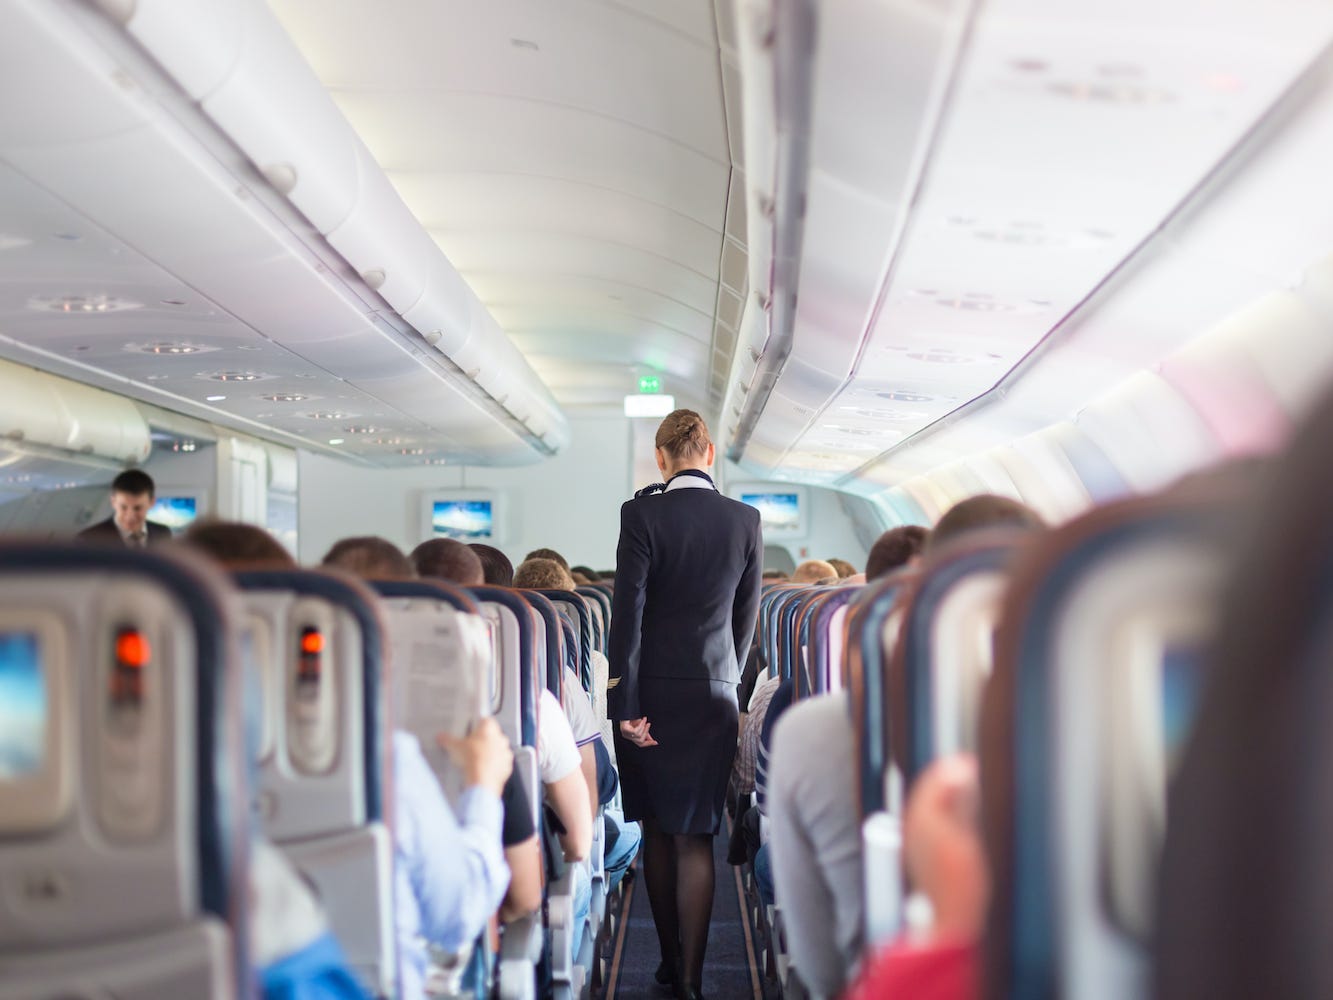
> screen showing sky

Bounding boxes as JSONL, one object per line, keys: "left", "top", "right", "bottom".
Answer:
{"left": 740, "top": 492, "right": 801, "bottom": 531}
{"left": 432, "top": 500, "right": 495, "bottom": 540}
{"left": 148, "top": 495, "right": 199, "bottom": 532}
{"left": 0, "top": 633, "right": 44, "bottom": 780}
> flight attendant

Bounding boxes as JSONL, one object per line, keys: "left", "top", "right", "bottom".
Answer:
{"left": 76, "top": 469, "right": 173, "bottom": 547}
{"left": 608, "top": 409, "right": 763, "bottom": 1000}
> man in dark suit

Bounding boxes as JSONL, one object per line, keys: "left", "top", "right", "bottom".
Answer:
{"left": 77, "top": 469, "right": 173, "bottom": 548}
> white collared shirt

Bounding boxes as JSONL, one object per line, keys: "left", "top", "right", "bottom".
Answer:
{"left": 664, "top": 473, "right": 716, "bottom": 492}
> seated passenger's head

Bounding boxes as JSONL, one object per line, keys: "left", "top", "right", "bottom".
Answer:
{"left": 524, "top": 547, "right": 570, "bottom": 572}
{"left": 792, "top": 559, "right": 838, "bottom": 585}
{"left": 654, "top": 408, "right": 714, "bottom": 477}
{"left": 929, "top": 494, "right": 1044, "bottom": 553}
{"left": 469, "top": 543, "right": 514, "bottom": 587}
{"left": 570, "top": 565, "right": 597, "bottom": 586}
{"left": 903, "top": 754, "right": 989, "bottom": 941}
{"left": 826, "top": 558, "right": 857, "bottom": 579}
{"left": 109, "top": 468, "right": 156, "bottom": 535}
{"left": 513, "top": 557, "right": 575, "bottom": 590}
{"left": 182, "top": 520, "right": 296, "bottom": 570}
{"left": 411, "top": 537, "right": 484, "bottom": 586}
{"left": 866, "top": 525, "right": 930, "bottom": 581}
{"left": 762, "top": 569, "right": 790, "bottom": 582}
{"left": 321, "top": 536, "right": 414, "bottom": 580}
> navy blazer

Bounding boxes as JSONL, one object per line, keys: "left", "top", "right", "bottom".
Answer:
{"left": 607, "top": 479, "right": 763, "bottom": 721}
{"left": 76, "top": 517, "right": 173, "bottom": 546}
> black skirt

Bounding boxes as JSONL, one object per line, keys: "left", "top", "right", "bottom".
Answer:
{"left": 614, "top": 676, "right": 739, "bottom": 835}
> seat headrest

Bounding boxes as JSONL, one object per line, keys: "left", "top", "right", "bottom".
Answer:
{"left": 0, "top": 543, "right": 247, "bottom": 985}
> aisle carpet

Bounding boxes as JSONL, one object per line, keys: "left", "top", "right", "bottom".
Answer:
{"left": 608, "top": 829, "right": 762, "bottom": 999}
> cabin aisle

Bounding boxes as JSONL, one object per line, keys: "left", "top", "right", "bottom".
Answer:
{"left": 606, "top": 825, "right": 766, "bottom": 999}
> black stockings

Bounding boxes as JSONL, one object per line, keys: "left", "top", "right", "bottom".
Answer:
{"left": 642, "top": 817, "right": 715, "bottom": 991}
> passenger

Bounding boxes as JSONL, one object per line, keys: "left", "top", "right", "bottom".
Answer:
{"left": 841, "top": 756, "right": 985, "bottom": 1000}
{"left": 570, "top": 564, "right": 598, "bottom": 585}
{"left": 770, "top": 496, "right": 1038, "bottom": 998}
{"left": 926, "top": 494, "right": 1043, "bottom": 553}
{"left": 411, "top": 537, "right": 485, "bottom": 586}
{"left": 762, "top": 569, "right": 791, "bottom": 582}
{"left": 514, "top": 557, "right": 576, "bottom": 590}
{"left": 514, "top": 562, "right": 633, "bottom": 955}
{"left": 865, "top": 525, "right": 929, "bottom": 581}
{"left": 524, "top": 547, "right": 571, "bottom": 572}
{"left": 320, "top": 536, "right": 415, "bottom": 579}
{"left": 792, "top": 559, "right": 839, "bottom": 584}
{"left": 469, "top": 543, "right": 515, "bottom": 587}
{"left": 182, "top": 519, "right": 297, "bottom": 569}
{"left": 179, "top": 522, "right": 369, "bottom": 999}
{"left": 826, "top": 558, "right": 857, "bottom": 579}
{"left": 319, "top": 537, "right": 517, "bottom": 1000}
{"left": 76, "top": 468, "right": 172, "bottom": 547}
{"left": 750, "top": 678, "right": 795, "bottom": 907}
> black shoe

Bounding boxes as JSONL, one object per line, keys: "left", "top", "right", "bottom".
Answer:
{"left": 654, "top": 960, "right": 675, "bottom": 987}
{"left": 675, "top": 986, "right": 705, "bottom": 1000}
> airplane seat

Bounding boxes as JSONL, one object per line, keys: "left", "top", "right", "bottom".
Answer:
{"left": 537, "top": 591, "right": 593, "bottom": 695}
{"left": 845, "top": 570, "right": 915, "bottom": 949}
{"left": 890, "top": 532, "right": 1023, "bottom": 789}
{"left": 466, "top": 586, "right": 541, "bottom": 1000}
{"left": 232, "top": 570, "right": 394, "bottom": 999}
{"left": 808, "top": 588, "right": 858, "bottom": 696}
{"left": 0, "top": 544, "right": 249, "bottom": 1000}
{"left": 368, "top": 579, "right": 491, "bottom": 806}
{"left": 979, "top": 492, "right": 1238, "bottom": 1000}
{"left": 573, "top": 587, "right": 610, "bottom": 656}
{"left": 1151, "top": 384, "right": 1333, "bottom": 1000}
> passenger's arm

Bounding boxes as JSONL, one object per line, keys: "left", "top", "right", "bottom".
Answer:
{"left": 608, "top": 500, "right": 650, "bottom": 721}
{"left": 546, "top": 768, "right": 594, "bottom": 862}
{"left": 403, "top": 725, "right": 513, "bottom": 952}
{"left": 500, "top": 834, "right": 544, "bottom": 921}
{"left": 731, "top": 512, "right": 763, "bottom": 669}
{"left": 767, "top": 715, "right": 849, "bottom": 999}
{"left": 579, "top": 743, "right": 599, "bottom": 822}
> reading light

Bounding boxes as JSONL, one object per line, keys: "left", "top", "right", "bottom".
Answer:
{"left": 624, "top": 393, "right": 675, "bottom": 418}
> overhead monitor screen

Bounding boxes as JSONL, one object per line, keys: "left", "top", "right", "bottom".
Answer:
{"left": 740, "top": 492, "right": 802, "bottom": 533}
{"left": 149, "top": 495, "right": 199, "bottom": 533}
{"left": 431, "top": 499, "right": 495, "bottom": 541}
{"left": 0, "top": 633, "right": 44, "bottom": 780}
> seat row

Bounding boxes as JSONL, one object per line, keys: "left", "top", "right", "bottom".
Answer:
{"left": 0, "top": 545, "right": 617, "bottom": 1000}
{"left": 744, "top": 397, "right": 1329, "bottom": 1000}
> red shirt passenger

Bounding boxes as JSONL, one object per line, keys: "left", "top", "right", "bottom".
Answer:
{"left": 842, "top": 755, "right": 987, "bottom": 1000}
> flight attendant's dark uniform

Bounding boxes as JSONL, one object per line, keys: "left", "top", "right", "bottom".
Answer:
{"left": 608, "top": 470, "right": 763, "bottom": 835}
{"left": 76, "top": 518, "right": 173, "bottom": 546}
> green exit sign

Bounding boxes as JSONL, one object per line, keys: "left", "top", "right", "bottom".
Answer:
{"left": 638, "top": 375, "right": 661, "bottom": 393}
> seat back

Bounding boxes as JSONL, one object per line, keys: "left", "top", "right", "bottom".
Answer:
{"left": 808, "top": 587, "right": 858, "bottom": 695}
{"left": 575, "top": 586, "right": 610, "bottom": 655}
{"left": 893, "top": 533, "right": 1019, "bottom": 787}
{"left": 539, "top": 590, "right": 593, "bottom": 692}
{"left": 233, "top": 569, "right": 394, "bottom": 997}
{"left": 0, "top": 544, "right": 249, "bottom": 1000}
{"left": 369, "top": 580, "right": 493, "bottom": 805}
{"left": 980, "top": 494, "right": 1236, "bottom": 1000}
{"left": 518, "top": 591, "right": 565, "bottom": 699}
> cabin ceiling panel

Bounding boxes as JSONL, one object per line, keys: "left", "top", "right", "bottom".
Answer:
{"left": 747, "top": 0, "right": 1333, "bottom": 488}
{"left": 270, "top": 0, "right": 734, "bottom": 413}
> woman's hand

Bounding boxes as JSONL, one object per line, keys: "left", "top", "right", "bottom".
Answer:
{"left": 619, "top": 717, "right": 659, "bottom": 748}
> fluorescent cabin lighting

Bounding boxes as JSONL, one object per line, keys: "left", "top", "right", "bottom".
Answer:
{"left": 624, "top": 393, "right": 675, "bottom": 418}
